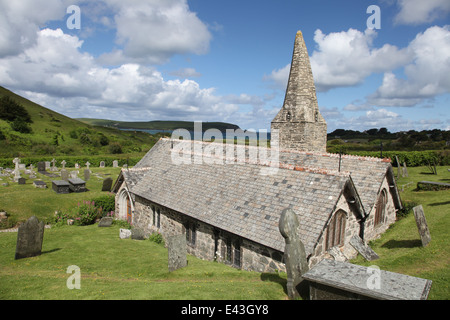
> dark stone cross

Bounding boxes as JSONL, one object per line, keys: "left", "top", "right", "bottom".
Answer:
{"left": 279, "top": 208, "right": 309, "bottom": 300}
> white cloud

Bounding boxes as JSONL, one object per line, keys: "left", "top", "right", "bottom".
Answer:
{"left": 368, "top": 25, "right": 450, "bottom": 107}
{"left": 100, "top": 0, "right": 212, "bottom": 65}
{"left": 169, "top": 67, "right": 202, "bottom": 78}
{"left": 0, "top": 0, "right": 68, "bottom": 57}
{"left": 394, "top": 0, "right": 450, "bottom": 25}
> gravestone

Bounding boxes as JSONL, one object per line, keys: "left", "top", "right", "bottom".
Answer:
{"left": 51, "top": 159, "right": 57, "bottom": 172}
{"left": 349, "top": 235, "right": 379, "bottom": 261}
{"left": 68, "top": 178, "right": 86, "bottom": 193}
{"left": 113, "top": 160, "right": 118, "bottom": 168}
{"left": 102, "top": 177, "right": 113, "bottom": 192}
{"left": 98, "top": 217, "right": 113, "bottom": 227}
{"left": 413, "top": 205, "right": 431, "bottom": 247}
{"left": 131, "top": 228, "right": 146, "bottom": 240}
{"left": 85, "top": 162, "right": 90, "bottom": 170}
{"left": 52, "top": 180, "right": 70, "bottom": 194}
{"left": 395, "top": 156, "right": 401, "bottom": 178}
{"left": 45, "top": 161, "right": 51, "bottom": 170}
{"left": 60, "top": 169, "right": 69, "bottom": 181}
{"left": 84, "top": 169, "right": 90, "bottom": 181}
{"left": 167, "top": 234, "right": 187, "bottom": 272}
{"left": 33, "top": 180, "right": 47, "bottom": 189}
{"left": 28, "top": 164, "right": 36, "bottom": 179}
{"left": 13, "top": 158, "right": 21, "bottom": 182}
{"left": 100, "top": 161, "right": 105, "bottom": 168}
{"left": 18, "top": 177, "right": 26, "bottom": 185}
{"left": 37, "top": 162, "right": 46, "bottom": 172}
{"left": 19, "top": 164, "right": 26, "bottom": 170}
{"left": 15, "top": 216, "right": 45, "bottom": 260}
{"left": 302, "top": 259, "right": 432, "bottom": 300}
{"left": 279, "top": 208, "right": 309, "bottom": 299}
{"left": 61, "top": 160, "right": 66, "bottom": 169}
{"left": 75, "top": 163, "right": 80, "bottom": 169}
{"left": 402, "top": 162, "right": 408, "bottom": 177}
{"left": 120, "top": 228, "right": 132, "bottom": 239}
{"left": 70, "top": 171, "right": 78, "bottom": 179}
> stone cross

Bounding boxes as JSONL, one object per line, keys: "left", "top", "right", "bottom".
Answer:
{"left": 413, "top": 205, "right": 431, "bottom": 247}
{"left": 15, "top": 216, "right": 45, "bottom": 260}
{"left": 61, "top": 160, "right": 66, "bottom": 169}
{"left": 85, "top": 161, "right": 90, "bottom": 170}
{"left": 13, "top": 158, "right": 21, "bottom": 182}
{"left": 279, "top": 208, "right": 309, "bottom": 300}
{"left": 51, "top": 158, "right": 57, "bottom": 172}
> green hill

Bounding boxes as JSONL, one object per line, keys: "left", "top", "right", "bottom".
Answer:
{"left": 0, "top": 86, "right": 162, "bottom": 158}
{"left": 76, "top": 118, "right": 241, "bottom": 132}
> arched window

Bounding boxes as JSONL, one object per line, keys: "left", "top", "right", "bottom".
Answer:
{"left": 325, "top": 210, "right": 347, "bottom": 251}
{"left": 119, "top": 189, "right": 132, "bottom": 223}
{"left": 374, "top": 189, "right": 387, "bottom": 226}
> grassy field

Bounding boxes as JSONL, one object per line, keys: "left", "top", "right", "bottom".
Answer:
{"left": 0, "top": 166, "right": 448, "bottom": 300}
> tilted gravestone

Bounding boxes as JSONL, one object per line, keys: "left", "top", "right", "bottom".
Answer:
{"left": 15, "top": 216, "right": 45, "bottom": 260}
{"left": 98, "top": 217, "right": 113, "bottom": 227}
{"left": 413, "top": 205, "right": 431, "bottom": 247}
{"left": 279, "top": 208, "right": 309, "bottom": 300}
{"left": 102, "top": 177, "right": 113, "bottom": 192}
{"left": 167, "top": 234, "right": 187, "bottom": 272}
{"left": 349, "top": 235, "right": 379, "bottom": 261}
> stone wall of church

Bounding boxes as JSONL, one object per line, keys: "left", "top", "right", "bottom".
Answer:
{"left": 271, "top": 121, "right": 327, "bottom": 153}
{"left": 131, "top": 195, "right": 286, "bottom": 273}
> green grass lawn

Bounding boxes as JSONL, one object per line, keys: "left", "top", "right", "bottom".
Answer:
{"left": 0, "top": 166, "right": 448, "bottom": 300}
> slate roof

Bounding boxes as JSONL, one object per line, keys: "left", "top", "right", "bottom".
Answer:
{"left": 128, "top": 139, "right": 362, "bottom": 255}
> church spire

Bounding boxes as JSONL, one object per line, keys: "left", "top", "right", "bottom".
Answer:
{"left": 271, "top": 31, "right": 327, "bottom": 152}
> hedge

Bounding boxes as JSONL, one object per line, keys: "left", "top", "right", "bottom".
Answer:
{"left": 0, "top": 155, "right": 141, "bottom": 169}
{"left": 348, "top": 150, "right": 450, "bottom": 167}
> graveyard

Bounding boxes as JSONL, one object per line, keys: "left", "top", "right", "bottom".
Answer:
{"left": 0, "top": 164, "right": 448, "bottom": 299}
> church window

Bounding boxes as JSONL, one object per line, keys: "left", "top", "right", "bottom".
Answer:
{"left": 185, "top": 221, "right": 197, "bottom": 246}
{"left": 325, "top": 210, "right": 346, "bottom": 251}
{"left": 156, "top": 208, "right": 161, "bottom": 229}
{"left": 223, "top": 236, "right": 242, "bottom": 268}
{"left": 286, "top": 111, "right": 292, "bottom": 121}
{"left": 374, "top": 189, "right": 387, "bottom": 226}
{"left": 152, "top": 206, "right": 155, "bottom": 226}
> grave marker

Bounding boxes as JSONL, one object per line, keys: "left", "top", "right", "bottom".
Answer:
{"left": 98, "top": 217, "right": 113, "bottom": 227}
{"left": 349, "top": 235, "right": 379, "bottom": 261}
{"left": 60, "top": 169, "right": 69, "bottom": 181}
{"left": 15, "top": 216, "right": 45, "bottom": 260}
{"left": 279, "top": 208, "right": 309, "bottom": 299}
{"left": 113, "top": 160, "right": 118, "bottom": 168}
{"left": 100, "top": 161, "right": 105, "bottom": 168}
{"left": 413, "top": 205, "right": 431, "bottom": 247}
{"left": 84, "top": 169, "right": 90, "bottom": 181}
{"left": 61, "top": 160, "right": 67, "bottom": 169}
{"left": 102, "top": 177, "right": 113, "bottom": 192}
{"left": 167, "top": 234, "right": 187, "bottom": 272}
{"left": 37, "top": 162, "right": 46, "bottom": 172}
{"left": 52, "top": 180, "right": 70, "bottom": 194}
{"left": 68, "top": 178, "right": 86, "bottom": 193}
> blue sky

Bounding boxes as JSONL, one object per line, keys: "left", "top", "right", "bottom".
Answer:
{"left": 0, "top": 0, "right": 449, "bottom": 133}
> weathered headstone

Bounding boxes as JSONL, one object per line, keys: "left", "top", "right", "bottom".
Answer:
{"left": 102, "top": 177, "right": 113, "bottom": 192}
{"left": 70, "top": 171, "right": 78, "bottom": 179}
{"left": 68, "top": 178, "right": 86, "bottom": 193}
{"left": 113, "top": 160, "right": 118, "bottom": 168}
{"left": 279, "top": 208, "right": 309, "bottom": 299}
{"left": 167, "top": 234, "right": 187, "bottom": 272}
{"left": 84, "top": 169, "right": 90, "bottom": 181}
{"left": 402, "top": 162, "right": 408, "bottom": 178}
{"left": 17, "top": 177, "right": 26, "bottom": 185}
{"left": 85, "top": 162, "right": 90, "bottom": 170}
{"left": 131, "top": 228, "right": 146, "bottom": 240}
{"left": 61, "top": 160, "right": 67, "bottom": 169}
{"left": 52, "top": 180, "right": 70, "bottom": 194}
{"left": 51, "top": 159, "right": 57, "bottom": 172}
{"left": 302, "top": 259, "right": 432, "bottom": 300}
{"left": 45, "top": 161, "right": 51, "bottom": 170}
{"left": 98, "top": 217, "right": 113, "bottom": 227}
{"left": 37, "top": 162, "right": 46, "bottom": 172}
{"left": 413, "top": 205, "right": 431, "bottom": 247}
{"left": 15, "top": 216, "right": 45, "bottom": 260}
{"left": 33, "top": 180, "right": 47, "bottom": 189}
{"left": 120, "top": 228, "right": 132, "bottom": 239}
{"left": 60, "top": 169, "right": 69, "bottom": 181}
{"left": 349, "top": 235, "right": 379, "bottom": 261}
{"left": 13, "top": 158, "right": 21, "bottom": 182}
{"left": 100, "top": 161, "right": 105, "bottom": 168}
{"left": 19, "top": 163, "right": 26, "bottom": 170}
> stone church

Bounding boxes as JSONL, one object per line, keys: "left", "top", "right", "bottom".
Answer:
{"left": 112, "top": 31, "right": 402, "bottom": 272}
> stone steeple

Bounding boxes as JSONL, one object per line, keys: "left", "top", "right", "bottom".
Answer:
{"left": 271, "top": 31, "right": 327, "bottom": 152}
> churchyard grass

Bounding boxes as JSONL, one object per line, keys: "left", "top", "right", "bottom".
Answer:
{"left": 351, "top": 166, "right": 450, "bottom": 300}
{"left": 0, "top": 224, "right": 287, "bottom": 299}
{"left": 0, "top": 167, "right": 122, "bottom": 226}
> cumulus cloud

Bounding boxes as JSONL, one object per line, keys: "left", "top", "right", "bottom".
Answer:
{"left": 99, "top": 0, "right": 212, "bottom": 65}
{"left": 394, "top": 0, "right": 450, "bottom": 25}
{"left": 368, "top": 25, "right": 450, "bottom": 107}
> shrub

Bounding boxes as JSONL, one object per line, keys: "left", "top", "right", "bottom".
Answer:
{"left": 10, "top": 119, "right": 33, "bottom": 133}
{"left": 149, "top": 232, "right": 164, "bottom": 245}
{"left": 397, "top": 200, "right": 419, "bottom": 220}
{"left": 91, "top": 194, "right": 115, "bottom": 217}
{"left": 74, "top": 200, "right": 103, "bottom": 226}
{"left": 109, "top": 142, "right": 123, "bottom": 154}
